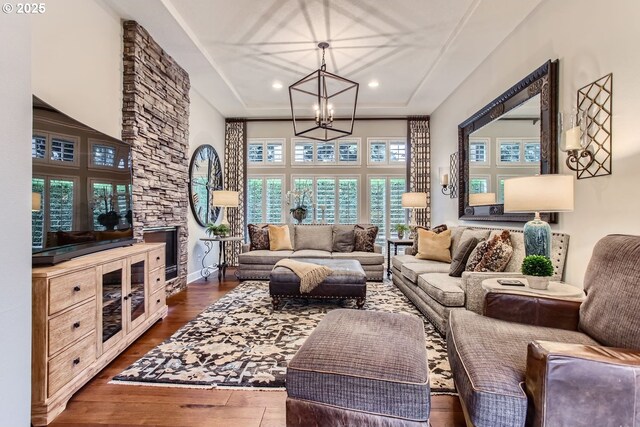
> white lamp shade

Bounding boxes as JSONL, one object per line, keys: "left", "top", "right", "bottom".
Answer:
{"left": 401, "top": 192, "right": 427, "bottom": 209}
{"left": 469, "top": 192, "right": 496, "bottom": 206}
{"left": 212, "top": 190, "right": 239, "bottom": 207}
{"left": 32, "top": 192, "right": 41, "bottom": 211}
{"left": 504, "top": 175, "right": 574, "bottom": 213}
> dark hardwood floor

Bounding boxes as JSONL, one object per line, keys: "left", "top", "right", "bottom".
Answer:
{"left": 50, "top": 270, "right": 465, "bottom": 427}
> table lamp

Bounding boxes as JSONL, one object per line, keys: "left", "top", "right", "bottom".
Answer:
{"left": 504, "top": 175, "right": 574, "bottom": 257}
{"left": 401, "top": 192, "right": 427, "bottom": 239}
{"left": 212, "top": 190, "right": 239, "bottom": 227}
{"left": 469, "top": 192, "right": 496, "bottom": 206}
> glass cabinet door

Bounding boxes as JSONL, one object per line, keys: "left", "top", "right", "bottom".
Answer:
{"left": 102, "top": 266, "right": 124, "bottom": 349}
{"left": 129, "top": 258, "right": 146, "bottom": 330}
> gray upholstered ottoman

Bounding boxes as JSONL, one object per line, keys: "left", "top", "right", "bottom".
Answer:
{"left": 286, "top": 309, "right": 431, "bottom": 427}
{"left": 269, "top": 258, "right": 367, "bottom": 309}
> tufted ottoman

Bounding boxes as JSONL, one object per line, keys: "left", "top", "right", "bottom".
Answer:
{"left": 286, "top": 309, "right": 431, "bottom": 427}
{"left": 269, "top": 258, "right": 367, "bottom": 309}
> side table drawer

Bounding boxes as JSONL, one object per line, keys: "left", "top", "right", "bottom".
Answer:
{"left": 49, "top": 269, "right": 97, "bottom": 315}
{"left": 149, "top": 267, "right": 165, "bottom": 294}
{"left": 48, "top": 299, "right": 96, "bottom": 356}
{"left": 149, "top": 288, "right": 166, "bottom": 315}
{"left": 48, "top": 331, "right": 96, "bottom": 397}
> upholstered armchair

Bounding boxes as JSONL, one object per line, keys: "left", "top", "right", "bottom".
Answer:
{"left": 447, "top": 234, "right": 640, "bottom": 427}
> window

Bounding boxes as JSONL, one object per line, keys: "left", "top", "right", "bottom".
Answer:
{"left": 32, "top": 176, "right": 76, "bottom": 249}
{"left": 32, "top": 131, "right": 79, "bottom": 167}
{"left": 91, "top": 143, "right": 117, "bottom": 167}
{"left": 291, "top": 176, "right": 360, "bottom": 224}
{"left": 368, "top": 176, "right": 407, "bottom": 246}
{"left": 90, "top": 181, "right": 131, "bottom": 230}
{"left": 338, "top": 140, "right": 359, "bottom": 163}
{"left": 496, "top": 175, "right": 519, "bottom": 204}
{"left": 367, "top": 138, "right": 407, "bottom": 165}
{"left": 469, "top": 176, "right": 490, "bottom": 194}
{"left": 469, "top": 138, "right": 488, "bottom": 164}
{"left": 292, "top": 138, "right": 361, "bottom": 166}
{"left": 496, "top": 138, "right": 540, "bottom": 166}
{"left": 247, "top": 176, "right": 284, "bottom": 224}
{"left": 247, "top": 139, "right": 285, "bottom": 165}
{"left": 524, "top": 141, "right": 541, "bottom": 162}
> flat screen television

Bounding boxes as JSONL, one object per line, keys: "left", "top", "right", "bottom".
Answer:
{"left": 32, "top": 96, "right": 135, "bottom": 265}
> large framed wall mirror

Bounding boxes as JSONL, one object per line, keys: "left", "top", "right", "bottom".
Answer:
{"left": 458, "top": 60, "right": 559, "bottom": 222}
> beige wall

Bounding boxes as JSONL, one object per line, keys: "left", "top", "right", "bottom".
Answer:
{"left": 187, "top": 91, "right": 226, "bottom": 281}
{"left": 247, "top": 119, "right": 407, "bottom": 225}
{"left": 430, "top": 0, "right": 640, "bottom": 286}
{"left": 0, "top": 15, "right": 32, "bottom": 425}
{"left": 31, "top": 0, "right": 123, "bottom": 139}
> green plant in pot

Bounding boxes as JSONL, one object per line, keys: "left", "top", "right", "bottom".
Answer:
{"left": 394, "top": 224, "right": 410, "bottom": 239}
{"left": 521, "top": 255, "right": 554, "bottom": 290}
{"left": 216, "top": 223, "right": 230, "bottom": 237}
{"left": 205, "top": 223, "right": 219, "bottom": 237}
{"left": 206, "top": 223, "right": 231, "bottom": 238}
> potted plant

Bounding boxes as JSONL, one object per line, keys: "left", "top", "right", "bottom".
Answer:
{"left": 217, "top": 224, "right": 230, "bottom": 237}
{"left": 205, "top": 223, "right": 219, "bottom": 237}
{"left": 286, "top": 188, "right": 313, "bottom": 224}
{"left": 521, "top": 255, "right": 554, "bottom": 290}
{"left": 394, "top": 224, "right": 410, "bottom": 239}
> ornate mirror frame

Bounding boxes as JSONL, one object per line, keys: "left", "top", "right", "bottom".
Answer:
{"left": 458, "top": 59, "right": 559, "bottom": 222}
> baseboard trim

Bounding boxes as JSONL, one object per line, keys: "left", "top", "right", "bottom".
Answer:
{"left": 187, "top": 266, "right": 218, "bottom": 284}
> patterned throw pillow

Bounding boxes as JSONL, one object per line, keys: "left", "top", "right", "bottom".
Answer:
{"left": 412, "top": 224, "right": 447, "bottom": 253}
{"left": 465, "top": 230, "right": 513, "bottom": 273}
{"left": 354, "top": 225, "right": 379, "bottom": 252}
{"left": 247, "top": 224, "right": 270, "bottom": 251}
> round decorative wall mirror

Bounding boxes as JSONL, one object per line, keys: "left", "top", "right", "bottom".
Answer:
{"left": 188, "top": 144, "right": 223, "bottom": 226}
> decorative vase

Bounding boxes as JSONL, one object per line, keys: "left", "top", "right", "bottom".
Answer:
{"left": 291, "top": 207, "right": 307, "bottom": 224}
{"left": 397, "top": 231, "right": 404, "bottom": 239}
{"left": 526, "top": 275, "right": 550, "bottom": 290}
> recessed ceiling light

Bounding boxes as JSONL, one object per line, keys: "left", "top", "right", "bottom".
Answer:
{"left": 368, "top": 80, "right": 379, "bottom": 88}
{"left": 272, "top": 81, "right": 283, "bottom": 89}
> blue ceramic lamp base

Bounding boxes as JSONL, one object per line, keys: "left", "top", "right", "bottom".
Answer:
{"left": 523, "top": 212, "right": 551, "bottom": 258}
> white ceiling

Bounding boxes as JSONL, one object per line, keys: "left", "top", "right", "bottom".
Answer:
{"left": 105, "top": 0, "right": 542, "bottom": 118}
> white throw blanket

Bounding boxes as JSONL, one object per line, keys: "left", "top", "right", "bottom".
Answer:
{"left": 275, "top": 259, "right": 333, "bottom": 293}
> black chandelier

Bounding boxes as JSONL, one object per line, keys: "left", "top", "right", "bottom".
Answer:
{"left": 289, "top": 42, "right": 359, "bottom": 142}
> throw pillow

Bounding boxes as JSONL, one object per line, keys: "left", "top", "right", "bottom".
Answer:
{"left": 294, "top": 225, "right": 333, "bottom": 252}
{"left": 412, "top": 224, "right": 447, "bottom": 253}
{"left": 268, "top": 224, "right": 294, "bottom": 251}
{"left": 416, "top": 228, "right": 452, "bottom": 263}
{"left": 247, "top": 224, "right": 269, "bottom": 251}
{"left": 354, "top": 225, "right": 378, "bottom": 252}
{"left": 332, "top": 226, "right": 355, "bottom": 252}
{"left": 449, "top": 237, "right": 479, "bottom": 277}
{"left": 465, "top": 230, "right": 513, "bottom": 272}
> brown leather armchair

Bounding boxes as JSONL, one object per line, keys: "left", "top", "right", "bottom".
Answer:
{"left": 447, "top": 234, "right": 640, "bottom": 427}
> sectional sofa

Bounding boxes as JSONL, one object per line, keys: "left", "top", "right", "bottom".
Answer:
{"left": 391, "top": 226, "right": 569, "bottom": 334}
{"left": 237, "top": 224, "right": 385, "bottom": 282}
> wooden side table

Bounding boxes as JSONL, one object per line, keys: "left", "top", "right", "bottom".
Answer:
{"left": 200, "top": 236, "right": 243, "bottom": 281}
{"left": 386, "top": 238, "right": 414, "bottom": 277}
{"left": 481, "top": 278, "right": 585, "bottom": 300}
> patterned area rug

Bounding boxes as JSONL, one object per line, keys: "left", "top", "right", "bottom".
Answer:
{"left": 112, "top": 281, "right": 455, "bottom": 393}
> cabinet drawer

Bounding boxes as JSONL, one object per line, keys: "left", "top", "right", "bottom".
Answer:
{"left": 48, "top": 300, "right": 96, "bottom": 356}
{"left": 149, "top": 267, "right": 165, "bottom": 294}
{"left": 48, "top": 331, "right": 96, "bottom": 397}
{"left": 49, "top": 269, "right": 97, "bottom": 315}
{"left": 149, "top": 288, "right": 166, "bottom": 314}
{"left": 148, "top": 247, "right": 165, "bottom": 272}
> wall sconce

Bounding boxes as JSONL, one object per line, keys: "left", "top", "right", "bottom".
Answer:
{"left": 440, "top": 152, "right": 457, "bottom": 198}
{"left": 560, "top": 73, "right": 612, "bottom": 179}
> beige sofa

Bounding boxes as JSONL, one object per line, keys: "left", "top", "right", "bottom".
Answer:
{"left": 237, "top": 224, "right": 384, "bottom": 282}
{"left": 391, "top": 226, "right": 569, "bottom": 335}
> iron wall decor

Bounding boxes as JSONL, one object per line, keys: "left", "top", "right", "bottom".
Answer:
{"left": 289, "top": 42, "right": 359, "bottom": 142}
{"left": 574, "top": 73, "right": 613, "bottom": 179}
{"left": 441, "top": 152, "right": 458, "bottom": 198}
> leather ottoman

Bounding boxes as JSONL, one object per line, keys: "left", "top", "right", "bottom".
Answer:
{"left": 286, "top": 309, "right": 431, "bottom": 426}
{"left": 269, "top": 258, "right": 367, "bottom": 309}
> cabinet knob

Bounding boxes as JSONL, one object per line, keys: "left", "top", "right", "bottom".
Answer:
{"left": 73, "top": 357, "right": 80, "bottom": 365}
{"left": 73, "top": 322, "right": 80, "bottom": 329}
{"left": 156, "top": 256, "right": 161, "bottom": 261}
{"left": 73, "top": 285, "right": 81, "bottom": 292}
{"left": 123, "top": 295, "right": 128, "bottom": 301}
{"left": 156, "top": 278, "right": 160, "bottom": 282}
{"left": 128, "top": 293, "right": 133, "bottom": 298}
{"left": 156, "top": 298, "right": 161, "bottom": 304}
